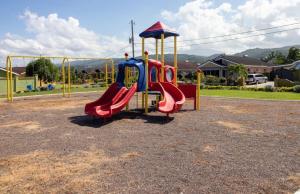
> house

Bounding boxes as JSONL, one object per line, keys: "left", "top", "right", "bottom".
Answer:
{"left": 12, "top": 67, "right": 26, "bottom": 76}
{"left": 270, "top": 60, "right": 300, "bottom": 81}
{"left": 0, "top": 67, "right": 38, "bottom": 94}
{"left": 0, "top": 67, "right": 20, "bottom": 78}
{"left": 199, "top": 55, "right": 274, "bottom": 77}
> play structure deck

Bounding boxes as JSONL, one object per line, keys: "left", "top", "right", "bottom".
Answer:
{"left": 85, "top": 22, "right": 201, "bottom": 118}
{"left": 85, "top": 58, "right": 186, "bottom": 117}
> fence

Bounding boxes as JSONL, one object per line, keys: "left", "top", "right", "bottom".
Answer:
{"left": 0, "top": 75, "right": 38, "bottom": 95}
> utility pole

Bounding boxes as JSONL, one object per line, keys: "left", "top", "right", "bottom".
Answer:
{"left": 129, "top": 20, "right": 135, "bottom": 58}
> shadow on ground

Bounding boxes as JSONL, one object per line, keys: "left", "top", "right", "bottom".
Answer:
{"left": 69, "top": 110, "right": 174, "bottom": 128}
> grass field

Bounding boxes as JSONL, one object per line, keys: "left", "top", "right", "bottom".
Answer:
{"left": 1, "top": 87, "right": 299, "bottom": 100}
{"left": 201, "top": 89, "right": 300, "bottom": 100}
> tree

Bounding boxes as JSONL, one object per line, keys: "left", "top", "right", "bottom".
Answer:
{"left": 26, "top": 58, "right": 59, "bottom": 86}
{"left": 227, "top": 64, "right": 248, "bottom": 86}
{"left": 275, "top": 52, "right": 288, "bottom": 65}
{"left": 65, "top": 66, "right": 77, "bottom": 84}
{"left": 287, "top": 47, "right": 300, "bottom": 63}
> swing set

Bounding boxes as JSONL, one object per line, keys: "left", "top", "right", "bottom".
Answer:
{"left": 5, "top": 55, "right": 114, "bottom": 102}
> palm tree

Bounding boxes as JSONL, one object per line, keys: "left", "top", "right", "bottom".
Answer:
{"left": 227, "top": 64, "right": 248, "bottom": 86}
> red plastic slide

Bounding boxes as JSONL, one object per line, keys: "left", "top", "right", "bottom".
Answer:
{"left": 85, "top": 83, "right": 137, "bottom": 118}
{"left": 151, "top": 82, "right": 185, "bottom": 114}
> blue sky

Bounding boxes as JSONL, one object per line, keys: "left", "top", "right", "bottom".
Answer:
{"left": 0, "top": 0, "right": 299, "bottom": 60}
{"left": 0, "top": 0, "right": 242, "bottom": 39}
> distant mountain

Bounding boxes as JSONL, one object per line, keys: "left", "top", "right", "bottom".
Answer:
{"left": 234, "top": 45, "right": 300, "bottom": 60}
{"left": 70, "top": 54, "right": 209, "bottom": 71}
{"left": 68, "top": 45, "right": 299, "bottom": 71}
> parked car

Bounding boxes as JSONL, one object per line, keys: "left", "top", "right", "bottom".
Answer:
{"left": 246, "top": 74, "right": 268, "bottom": 84}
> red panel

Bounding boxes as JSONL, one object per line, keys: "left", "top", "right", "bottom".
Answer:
{"left": 178, "top": 83, "right": 196, "bottom": 98}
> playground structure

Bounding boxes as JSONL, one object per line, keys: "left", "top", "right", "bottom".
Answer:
{"left": 3, "top": 21, "right": 200, "bottom": 116}
{"left": 85, "top": 22, "right": 201, "bottom": 118}
{"left": 4, "top": 56, "right": 114, "bottom": 102}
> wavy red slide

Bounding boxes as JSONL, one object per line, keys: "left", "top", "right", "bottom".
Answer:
{"left": 85, "top": 83, "right": 137, "bottom": 118}
{"left": 151, "top": 82, "right": 185, "bottom": 114}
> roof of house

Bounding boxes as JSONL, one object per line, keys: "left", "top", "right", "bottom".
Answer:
{"left": 215, "top": 55, "right": 270, "bottom": 67}
{"left": 12, "top": 67, "right": 26, "bottom": 74}
{"left": 0, "top": 67, "right": 20, "bottom": 76}
{"left": 286, "top": 60, "right": 300, "bottom": 70}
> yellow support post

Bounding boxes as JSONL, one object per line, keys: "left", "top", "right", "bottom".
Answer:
{"left": 105, "top": 63, "right": 108, "bottom": 89}
{"left": 68, "top": 61, "right": 71, "bottom": 97}
{"left": 161, "top": 33, "right": 165, "bottom": 82}
{"left": 142, "top": 37, "right": 145, "bottom": 59}
{"left": 111, "top": 59, "right": 115, "bottom": 83}
{"left": 62, "top": 58, "right": 66, "bottom": 97}
{"left": 142, "top": 37, "right": 145, "bottom": 109}
{"left": 9, "top": 56, "right": 13, "bottom": 102}
{"left": 155, "top": 39, "right": 158, "bottom": 60}
{"left": 174, "top": 36, "right": 178, "bottom": 86}
{"left": 125, "top": 53, "right": 129, "bottom": 111}
{"left": 144, "top": 51, "right": 149, "bottom": 114}
{"left": 196, "top": 70, "right": 201, "bottom": 111}
{"left": 135, "top": 68, "right": 139, "bottom": 109}
{"left": 6, "top": 56, "right": 10, "bottom": 102}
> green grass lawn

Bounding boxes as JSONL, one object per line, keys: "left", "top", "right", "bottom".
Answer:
{"left": 201, "top": 89, "right": 300, "bottom": 100}
{"left": 1, "top": 87, "right": 299, "bottom": 100}
{"left": 0, "top": 87, "right": 106, "bottom": 98}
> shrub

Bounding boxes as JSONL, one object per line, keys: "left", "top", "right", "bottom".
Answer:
{"left": 237, "top": 77, "right": 245, "bottom": 86}
{"left": 257, "top": 88, "right": 265, "bottom": 91}
{"left": 275, "top": 87, "right": 294, "bottom": 92}
{"left": 264, "top": 85, "right": 274, "bottom": 92}
{"left": 200, "top": 85, "right": 297, "bottom": 93}
{"left": 219, "top": 77, "right": 227, "bottom": 85}
{"left": 205, "top": 85, "right": 223, "bottom": 90}
{"left": 200, "top": 84, "right": 205, "bottom": 89}
{"left": 205, "top": 75, "right": 219, "bottom": 85}
{"left": 293, "top": 85, "right": 300, "bottom": 93}
{"left": 275, "top": 78, "right": 295, "bottom": 87}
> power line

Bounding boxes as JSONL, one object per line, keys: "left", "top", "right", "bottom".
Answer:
{"left": 135, "top": 27, "right": 300, "bottom": 51}
{"left": 135, "top": 21, "right": 300, "bottom": 45}
{"left": 173, "top": 22, "right": 300, "bottom": 42}
{"left": 173, "top": 27, "right": 300, "bottom": 48}
{"left": 105, "top": 22, "right": 300, "bottom": 58}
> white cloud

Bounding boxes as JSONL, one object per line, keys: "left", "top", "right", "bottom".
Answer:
{"left": 0, "top": 10, "right": 128, "bottom": 64}
{"left": 161, "top": 0, "right": 300, "bottom": 56}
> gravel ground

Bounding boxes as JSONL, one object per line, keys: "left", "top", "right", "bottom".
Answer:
{"left": 0, "top": 92, "right": 299, "bottom": 193}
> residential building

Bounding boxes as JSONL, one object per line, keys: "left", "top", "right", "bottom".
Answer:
{"left": 199, "top": 55, "right": 275, "bottom": 77}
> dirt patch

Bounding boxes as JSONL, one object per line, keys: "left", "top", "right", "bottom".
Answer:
{"left": 203, "top": 145, "right": 216, "bottom": 152}
{"left": 6, "top": 98, "right": 90, "bottom": 112}
{"left": 218, "top": 105, "right": 249, "bottom": 114}
{"left": 287, "top": 173, "right": 300, "bottom": 186}
{"left": 216, "top": 120, "right": 263, "bottom": 134}
{"left": 1, "top": 121, "right": 42, "bottom": 133}
{"left": 0, "top": 149, "right": 118, "bottom": 193}
{"left": 121, "top": 152, "right": 141, "bottom": 159}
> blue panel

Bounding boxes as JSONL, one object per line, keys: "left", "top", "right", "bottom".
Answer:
{"left": 139, "top": 30, "right": 179, "bottom": 39}
{"left": 116, "top": 58, "right": 146, "bottom": 92}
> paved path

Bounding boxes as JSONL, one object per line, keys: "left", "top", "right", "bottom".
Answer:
{"left": 245, "top": 81, "right": 274, "bottom": 88}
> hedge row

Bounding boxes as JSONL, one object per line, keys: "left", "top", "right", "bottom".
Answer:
{"left": 201, "top": 85, "right": 300, "bottom": 93}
